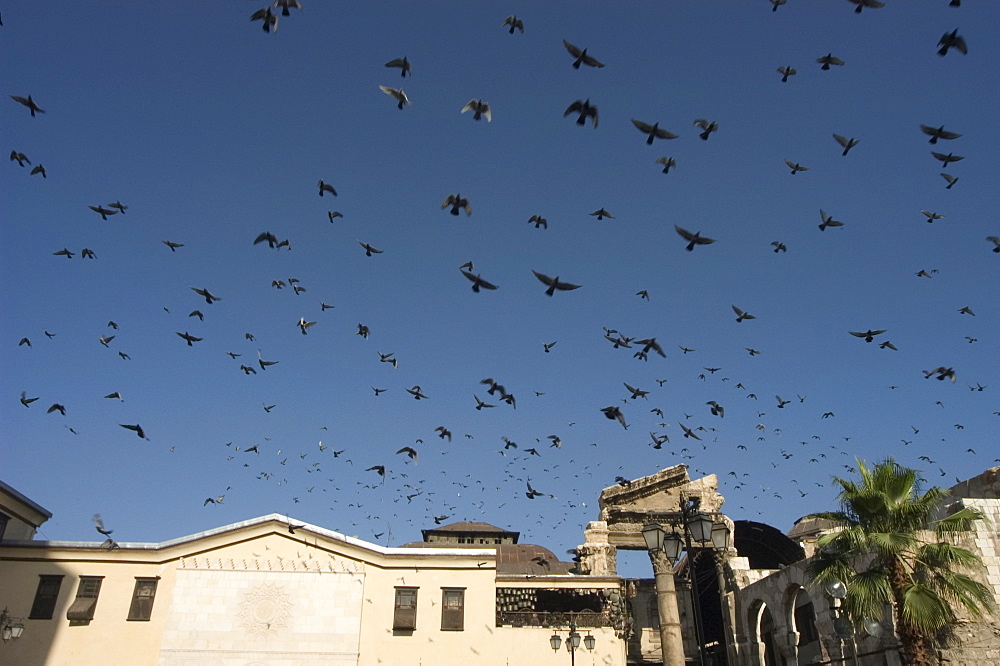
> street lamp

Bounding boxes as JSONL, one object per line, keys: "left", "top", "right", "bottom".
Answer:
{"left": 548, "top": 611, "right": 596, "bottom": 666}
{"left": 824, "top": 580, "right": 859, "bottom": 666}
{"left": 0, "top": 608, "right": 24, "bottom": 642}
{"left": 643, "top": 496, "right": 732, "bottom": 666}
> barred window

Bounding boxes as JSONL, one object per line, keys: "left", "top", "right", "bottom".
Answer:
{"left": 29, "top": 575, "right": 64, "bottom": 620}
{"left": 127, "top": 577, "right": 159, "bottom": 621}
{"left": 393, "top": 587, "right": 418, "bottom": 630}
{"left": 441, "top": 588, "right": 465, "bottom": 631}
{"left": 66, "top": 576, "right": 103, "bottom": 625}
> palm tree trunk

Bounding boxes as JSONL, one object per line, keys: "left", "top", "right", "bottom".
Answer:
{"left": 887, "top": 558, "right": 933, "bottom": 665}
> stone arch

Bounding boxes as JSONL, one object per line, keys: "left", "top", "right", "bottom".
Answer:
{"left": 779, "top": 583, "right": 822, "bottom": 664}
{"left": 747, "top": 599, "right": 765, "bottom": 643}
{"left": 759, "top": 604, "right": 779, "bottom": 666}
{"left": 745, "top": 599, "right": 773, "bottom": 666}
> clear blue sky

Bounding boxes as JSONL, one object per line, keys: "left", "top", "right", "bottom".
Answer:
{"left": 3, "top": 2, "right": 997, "bottom": 575}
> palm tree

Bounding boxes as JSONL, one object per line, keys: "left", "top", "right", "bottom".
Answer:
{"left": 805, "top": 458, "right": 993, "bottom": 665}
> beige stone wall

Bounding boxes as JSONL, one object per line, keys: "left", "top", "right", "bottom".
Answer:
{"left": 159, "top": 568, "right": 364, "bottom": 665}
{"left": 0, "top": 520, "right": 628, "bottom": 666}
{"left": 0, "top": 553, "right": 174, "bottom": 665}
{"left": 935, "top": 497, "right": 1000, "bottom": 665}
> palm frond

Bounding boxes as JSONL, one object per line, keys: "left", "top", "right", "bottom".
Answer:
{"left": 927, "top": 570, "right": 995, "bottom": 617}
{"left": 934, "top": 506, "right": 988, "bottom": 537}
{"left": 917, "top": 542, "right": 986, "bottom": 571}
{"left": 846, "top": 569, "right": 893, "bottom": 621}
{"left": 900, "top": 582, "right": 954, "bottom": 633}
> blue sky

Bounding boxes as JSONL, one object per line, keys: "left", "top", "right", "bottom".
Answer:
{"left": 3, "top": 1, "right": 997, "bottom": 574}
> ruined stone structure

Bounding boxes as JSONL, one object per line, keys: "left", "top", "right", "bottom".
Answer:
{"left": 577, "top": 464, "right": 1000, "bottom": 665}
{"left": 731, "top": 467, "right": 1000, "bottom": 666}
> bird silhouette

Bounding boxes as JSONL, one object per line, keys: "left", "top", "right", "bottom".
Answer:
{"left": 119, "top": 423, "right": 148, "bottom": 439}
{"left": 732, "top": 306, "right": 756, "bottom": 323}
{"left": 501, "top": 15, "right": 524, "bottom": 34}
{"left": 632, "top": 119, "right": 678, "bottom": 144}
{"left": 937, "top": 30, "right": 967, "bottom": 56}
{"left": 674, "top": 225, "right": 716, "bottom": 251}
{"left": 10, "top": 95, "right": 44, "bottom": 117}
{"left": 93, "top": 514, "right": 113, "bottom": 536}
{"left": 563, "top": 40, "right": 604, "bottom": 69}
{"left": 461, "top": 270, "right": 498, "bottom": 293}
{"left": 833, "top": 134, "right": 859, "bottom": 156}
{"left": 816, "top": 54, "right": 845, "bottom": 70}
{"left": 777, "top": 66, "right": 796, "bottom": 82}
{"left": 357, "top": 241, "right": 383, "bottom": 256}
{"left": 819, "top": 210, "right": 844, "bottom": 231}
{"left": 564, "top": 99, "right": 598, "bottom": 127}
{"left": 848, "top": 0, "right": 885, "bottom": 12}
{"left": 920, "top": 125, "right": 961, "bottom": 144}
{"left": 932, "top": 151, "right": 964, "bottom": 168}
{"left": 601, "top": 405, "right": 628, "bottom": 430}
{"left": 273, "top": 0, "right": 302, "bottom": 16}
{"left": 379, "top": 85, "right": 409, "bottom": 110}
{"left": 406, "top": 385, "right": 428, "bottom": 400}
{"left": 532, "top": 271, "right": 581, "bottom": 296}
{"left": 191, "top": 287, "right": 220, "bottom": 304}
{"left": 384, "top": 56, "right": 411, "bottom": 77}
{"left": 785, "top": 160, "right": 808, "bottom": 174}
{"left": 250, "top": 7, "right": 278, "bottom": 33}
{"left": 297, "top": 317, "right": 316, "bottom": 335}
{"left": 656, "top": 157, "right": 676, "bottom": 173}
{"left": 693, "top": 119, "right": 718, "bottom": 140}
{"left": 924, "top": 367, "right": 956, "bottom": 382}
{"left": 88, "top": 205, "right": 118, "bottom": 220}
{"left": 442, "top": 194, "right": 472, "bottom": 216}
{"left": 396, "top": 447, "right": 418, "bottom": 463}
{"left": 461, "top": 99, "right": 491, "bottom": 122}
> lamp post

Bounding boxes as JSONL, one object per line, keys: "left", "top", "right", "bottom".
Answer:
{"left": 643, "top": 522, "right": 686, "bottom": 666}
{"left": 642, "top": 495, "right": 732, "bottom": 666}
{"left": 548, "top": 611, "right": 596, "bottom": 666}
{"left": 0, "top": 608, "right": 25, "bottom": 642}
{"left": 824, "top": 580, "right": 859, "bottom": 666}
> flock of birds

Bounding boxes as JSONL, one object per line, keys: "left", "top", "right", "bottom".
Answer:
{"left": 6, "top": 1, "right": 998, "bottom": 561}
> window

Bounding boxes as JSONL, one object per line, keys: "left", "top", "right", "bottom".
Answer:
{"left": 66, "top": 576, "right": 103, "bottom": 625}
{"left": 441, "top": 588, "right": 465, "bottom": 631}
{"left": 127, "top": 577, "right": 159, "bottom": 621}
{"left": 393, "top": 587, "right": 418, "bottom": 630}
{"left": 29, "top": 575, "right": 64, "bottom": 619}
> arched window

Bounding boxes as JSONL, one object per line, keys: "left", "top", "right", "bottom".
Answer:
{"left": 759, "top": 605, "right": 778, "bottom": 666}
{"left": 792, "top": 587, "right": 819, "bottom": 646}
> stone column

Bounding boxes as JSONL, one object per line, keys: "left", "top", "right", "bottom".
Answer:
{"left": 578, "top": 521, "right": 617, "bottom": 576}
{"left": 649, "top": 548, "right": 686, "bottom": 666}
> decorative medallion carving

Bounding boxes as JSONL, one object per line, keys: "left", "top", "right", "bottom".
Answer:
{"left": 238, "top": 583, "right": 293, "bottom": 637}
